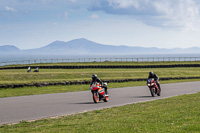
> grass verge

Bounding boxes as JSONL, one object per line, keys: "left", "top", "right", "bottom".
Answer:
{"left": 0, "top": 91, "right": 199, "bottom": 132}
{"left": 1, "top": 67, "right": 200, "bottom": 84}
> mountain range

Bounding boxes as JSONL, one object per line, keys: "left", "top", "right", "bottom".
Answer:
{"left": 0, "top": 38, "right": 200, "bottom": 55}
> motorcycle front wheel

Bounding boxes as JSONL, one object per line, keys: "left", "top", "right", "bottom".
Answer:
{"left": 93, "top": 92, "right": 99, "bottom": 103}
{"left": 157, "top": 88, "right": 161, "bottom": 96}
{"left": 150, "top": 88, "right": 155, "bottom": 97}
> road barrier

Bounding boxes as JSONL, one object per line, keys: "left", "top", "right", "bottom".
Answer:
{"left": 0, "top": 77, "right": 200, "bottom": 89}
{"left": 1, "top": 57, "right": 200, "bottom": 66}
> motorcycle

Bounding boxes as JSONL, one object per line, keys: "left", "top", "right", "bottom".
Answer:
{"left": 90, "top": 82, "right": 109, "bottom": 103}
{"left": 147, "top": 78, "right": 161, "bottom": 97}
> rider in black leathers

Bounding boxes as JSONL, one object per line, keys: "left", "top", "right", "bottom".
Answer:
{"left": 90, "top": 74, "right": 108, "bottom": 94}
{"left": 148, "top": 71, "right": 161, "bottom": 91}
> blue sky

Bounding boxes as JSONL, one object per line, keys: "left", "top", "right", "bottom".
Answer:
{"left": 1, "top": 0, "right": 200, "bottom": 49}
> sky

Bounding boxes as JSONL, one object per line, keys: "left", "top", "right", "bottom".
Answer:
{"left": 1, "top": 0, "right": 200, "bottom": 49}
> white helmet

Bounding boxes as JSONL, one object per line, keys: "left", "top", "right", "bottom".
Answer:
{"left": 103, "top": 82, "right": 107, "bottom": 87}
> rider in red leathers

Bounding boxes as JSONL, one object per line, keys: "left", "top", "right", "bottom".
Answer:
{"left": 148, "top": 71, "right": 161, "bottom": 91}
{"left": 90, "top": 74, "right": 108, "bottom": 95}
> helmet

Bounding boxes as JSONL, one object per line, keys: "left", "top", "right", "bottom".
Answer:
{"left": 92, "top": 74, "right": 97, "bottom": 80}
{"left": 103, "top": 82, "right": 107, "bottom": 87}
{"left": 149, "top": 71, "right": 154, "bottom": 76}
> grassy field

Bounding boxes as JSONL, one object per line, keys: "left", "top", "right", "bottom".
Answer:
{"left": 1, "top": 67, "right": 200, "bottom": 85}
{"left": 1, "top": 91, "right": 199, "bottom": 132}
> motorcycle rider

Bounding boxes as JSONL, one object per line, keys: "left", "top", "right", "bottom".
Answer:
{"left": 148, "top": 71, "right": 161, "bottom": 91}
{"left": 27, "top": 67, "right": 31, "bottom": 72}
{"left": 90, "top": 74, "right": 108, "bottom": 95}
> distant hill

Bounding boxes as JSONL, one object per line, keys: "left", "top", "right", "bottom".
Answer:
{"left": 0, "top": 45, "right": 20, "bottom": 54}
{"left": 1, "top": 38, "right": 200, "bottom": 55}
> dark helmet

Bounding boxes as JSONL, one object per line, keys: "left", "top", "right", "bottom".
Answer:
{"left": 92, "top": 74, "right": 97, "bottom": 80}
{"left": 149, "top": 71, "right": 154, "bottom": 76}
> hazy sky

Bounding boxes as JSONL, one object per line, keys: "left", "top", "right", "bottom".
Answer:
{"left": 1, "top": 0, "right": 200, "bottom": 49}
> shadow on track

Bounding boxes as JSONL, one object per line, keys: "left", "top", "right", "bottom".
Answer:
{"left": 71, "top": 102, "right": 95, "bottom": 104}
{"left": 132, "top": 96, "right": 152, "bottom": 98}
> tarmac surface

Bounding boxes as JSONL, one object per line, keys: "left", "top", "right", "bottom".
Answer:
{"left": 0, "top": 81, "right": 200, "bottom": 125}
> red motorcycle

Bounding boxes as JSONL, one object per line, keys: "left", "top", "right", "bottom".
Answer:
{"left": 147, "top": 78, "right": 161, "bottom": 97}
{"left": 90, "top": 82, "right": 109, "bottom": 103}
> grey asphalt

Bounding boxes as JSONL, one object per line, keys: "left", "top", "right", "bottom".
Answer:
{"left": 0, "top": 81, "right": 200, "bottom": 125}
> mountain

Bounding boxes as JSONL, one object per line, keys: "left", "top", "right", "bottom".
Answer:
{"left": 0, "top": 45, "right": 20, "bottom": 54}
{"left": 1, "top": 38, "right": 200, "bottom": 55}
{"left": 22, "top": 38, "right": 169, "bottom": 55}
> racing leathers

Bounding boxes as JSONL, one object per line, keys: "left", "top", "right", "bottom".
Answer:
{"left": 90, "top": 77, "right": 108, "bottom": 94}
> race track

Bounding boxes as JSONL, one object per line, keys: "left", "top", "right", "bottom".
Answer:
{"left": 0, "top": 81, "right": 200, "bottom": 125}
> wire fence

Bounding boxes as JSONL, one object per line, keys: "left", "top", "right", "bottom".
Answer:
{"left": 0, "top": 57, "right": 200, "bottom": 66}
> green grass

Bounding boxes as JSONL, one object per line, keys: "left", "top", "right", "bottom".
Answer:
{"left": 1, "top": 91, "right": 199, "bottom": 132}
{"left": 1, "top": 67, "right": 200, "bottom": 85}
{"left": 0, "top": 79, "right": 199, "bottom": 98}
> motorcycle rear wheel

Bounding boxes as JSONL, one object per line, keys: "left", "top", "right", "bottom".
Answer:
{"left": 93, "top": 92, "right": 99, "bottom": 103}
{"left": 103, "top": 95, "right": 109, "bottom": 102}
